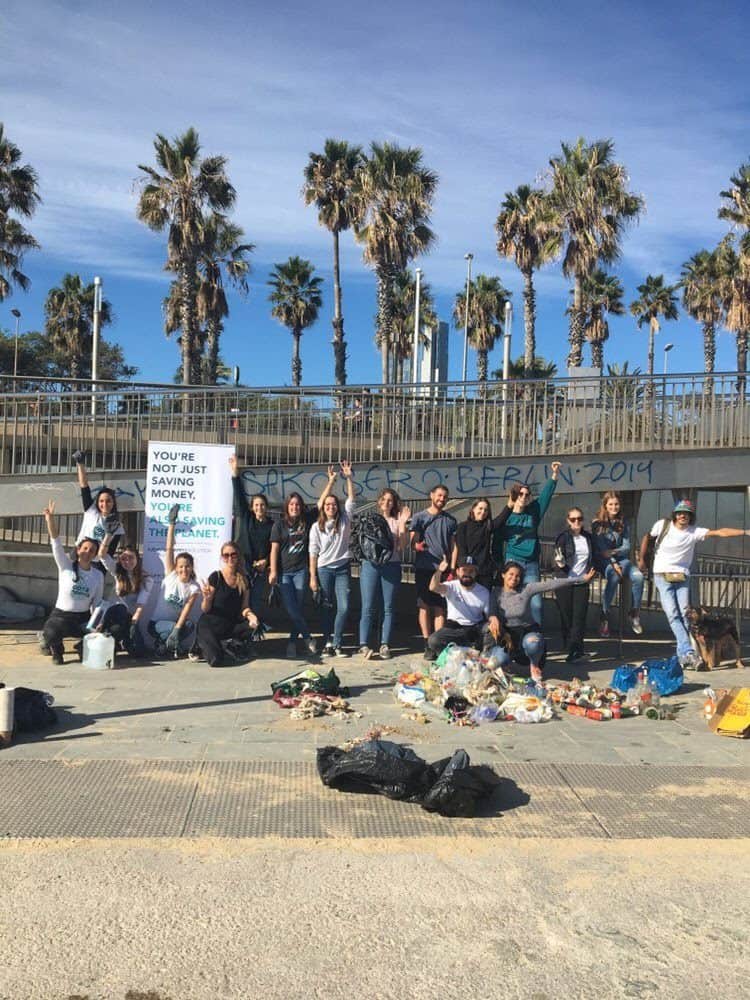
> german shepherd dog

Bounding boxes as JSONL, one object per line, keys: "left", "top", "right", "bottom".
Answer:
{"left": 686, "top": 607, "right": 743, "bottom": 670}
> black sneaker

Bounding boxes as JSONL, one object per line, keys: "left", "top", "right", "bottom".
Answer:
{"left": 423, "top": 646, "right": 437, "bottom": 663}
{"left": 51, "top": 648, "right": 64, "bottom": 665}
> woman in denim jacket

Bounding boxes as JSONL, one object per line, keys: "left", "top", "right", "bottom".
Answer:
{"left": 592, "top": 491, "right": 644, "bottom": 638}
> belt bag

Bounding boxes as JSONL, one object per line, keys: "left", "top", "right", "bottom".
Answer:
{"left": 664, "top": 572, "right": 687, "bottom": 583}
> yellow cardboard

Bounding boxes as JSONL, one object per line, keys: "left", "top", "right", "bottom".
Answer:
{"left": 709, "top": 687, "right": 750, "bottom": 738}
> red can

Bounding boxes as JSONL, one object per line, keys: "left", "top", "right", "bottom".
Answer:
{"left": 611, "top": 702, "right": 622, "bottom": 719}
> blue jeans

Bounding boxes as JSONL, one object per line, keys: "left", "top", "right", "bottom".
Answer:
{"left": 490, "top": 632, "right": 545, "bottom": 669}
{"left": 279, "top": 569, "right": 310, "bottom": 641}
{"left": 654, "top": 574, "right": 692, "bottom": 657}
{"left": 359, "top": 560, "right": 402, "bottom": 647}
{"left": 515, "top": 559, "right": 542, "bottom": 625}
{"left": 317, "top": 564, "right": 351, "bottom": 647}
{"left": 601, "top": 559, "right": 644, "bottom": 615}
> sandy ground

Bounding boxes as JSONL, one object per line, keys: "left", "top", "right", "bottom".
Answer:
{"left": 1, "top": 837, "right": 748, "bottom": 1000}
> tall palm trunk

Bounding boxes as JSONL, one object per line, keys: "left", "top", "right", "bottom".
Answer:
{"left": 331, "top": 229, "right": 347, "bottom": 386}
{"left": 376, "top": 263, "right": 395, "bottom": 384}
{"left": 522, "top": 266, "right": 536, "bottom": 376}
{"left": 205, "top": 318, "right": 220, "bottom": 385}
{"left": 590, "top": 338, "right": 604, "bottom": 371}
{"left": 179, "top": 256, "right": 199, "bottom": 385}
{"left": 567, "top": 277, "right": 584, "bottom": 368}
{"left": 477, "top": 348, "right": 488, "bottom": 383}
{"left": 737, "top": 329, "right": 748, "bottom": 394}
{"left": 703, "top": 321, "right": 716, "bottom": 396}
{"left": 291, "top": 328, "right": 302, "bottom": 386}
{"left": 647, "top": 318, "right": 658, "bottom": 378}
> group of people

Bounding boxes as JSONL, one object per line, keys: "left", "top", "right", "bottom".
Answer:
{"left": 38, "top": 452, "right": 748, "bottom": 677}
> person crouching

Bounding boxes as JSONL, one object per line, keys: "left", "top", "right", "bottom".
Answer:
{"left": 424, "top": 555, "right": 490, "bottom": 660}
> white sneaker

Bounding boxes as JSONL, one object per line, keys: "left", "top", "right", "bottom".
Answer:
{"left": 680, "top": 651, "right": 699, "bottom": 671}
{"left": 630, "top": 613, "right": 643, "bottom": 635}
{"left": 333, "top": 646, "right": 347, "bottom": 658}
{"left": 305, "top": 637, "right": 318, "bottom": 655}
{"left": 322, "top": 642, "right": 334, "bottom": 657}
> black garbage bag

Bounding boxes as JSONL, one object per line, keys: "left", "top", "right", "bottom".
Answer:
{"left": 317, "top": 740, "right": 496, "bottom": 817}
{"left": 12, "top": 687, "right": 57, "bottom": 732}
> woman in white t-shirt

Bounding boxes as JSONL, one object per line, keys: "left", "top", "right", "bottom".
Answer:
{"left": 638, "top": 499, "right": 748, "bottom": 668}
{"left": 40, "top": 500, "right": 106, "bottom": 664}
{"left": 98, "top": 540, "right": 153, "bottom": 658}
{"left": 147, "top": 504, "right": 200, "bottom": 657}
{"left": 73, "top": 451, "right": 125, "bottom": 555}
{"left": 309, "top": 462, "right": 356, "bottom": 657}
{"left": 553, "top": 507, "right": 597, "bottom": 663}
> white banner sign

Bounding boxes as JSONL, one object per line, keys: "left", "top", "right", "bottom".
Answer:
{"left": 143, "top": 441, "right": 234, "bottom": 581}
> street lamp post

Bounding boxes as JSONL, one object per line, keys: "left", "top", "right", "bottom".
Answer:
{"left": 91, "top": 276, "right": 102, "bottom": 419}
{"left": 663, "top": 342, "right": 674, "bottom": 376}
{"left": 461, "top": 253, "right": 473, "bottom": 388}
{"left": 10, "top": 308, "right": 21, "bottom": 390}
{"left": 412, "top": 267, "right": 422, "bottom": 385}
{"left": 501, "top": 300, "right": 512, "bottom": 441}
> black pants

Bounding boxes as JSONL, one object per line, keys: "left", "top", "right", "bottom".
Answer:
{"left": 42, "top": 609, "right": 89, "bottom": 657}
{"left": 101, "top": 604, "right": 146, "bottom": 657}
{"left": 427, "top": 620, "right": 484, "bottom": 655}
{"left": 196, "top": 613, "right": 255, "bottom": 667}
{"left": 555, "top": 584, "right": 590, "bottom": 654}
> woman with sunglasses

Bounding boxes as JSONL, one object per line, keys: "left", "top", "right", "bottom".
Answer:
{"left": 493, "top": 461, "right": 562, "bottom": 626}
{"left": 637, "top": 499, "right": 748, "bottom": 668}
{"left": 195, "top": 542, "right": 261, "bottom": 668}
{"left": 553, "top": 507, "right": 597, "bottom": 663}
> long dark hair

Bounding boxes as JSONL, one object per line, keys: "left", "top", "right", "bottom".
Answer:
{"left": 95, "top": 487, "right": 119, "bottom": 514}
{"left": 283, "top": 492, "right": 306, "bottom": 527}
{"left": 468, "top": 496, "right": 493, "bottom": 522}
{"left": 377, "top": 488, "right": 401, "bottom": 517}
{"left": 114, "top": 544, "right": 146, "bottom": 597}
{"left": 317, "top": 493, "right": 342, "bottom": 534}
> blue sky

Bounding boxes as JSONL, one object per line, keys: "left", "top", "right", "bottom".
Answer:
{"left": 2, "top": 0, "right": 749, "bottom": 385}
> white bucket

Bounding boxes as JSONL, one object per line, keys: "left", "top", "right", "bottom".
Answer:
{"left": 82, "top": 632, "right": 116, "bottom": 670}
{"left": 0, "top": 687, "right": 15, "bottom": 746}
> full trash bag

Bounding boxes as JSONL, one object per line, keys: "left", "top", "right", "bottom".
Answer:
{"left": 317, "top": 740, "right": 498, "bottom": 817}
{"left": 9, "top": 686, "right": 57, "bottom": 732}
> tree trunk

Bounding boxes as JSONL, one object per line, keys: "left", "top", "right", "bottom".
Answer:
{"left": 647, "top": 319, "right": 656, "bottom": 377}
{"left": 291, "top": 329, "right": 302, "bottom": 387}
{"left": 703, "top": 321, "right": 715, "bottom": 396}
{"left": 590, "top": 338, "right": 603, "bottom": 371}
{"left": 179, "top": 256, "right": 198, "bottom": 385}
{"left": 567, "top": 278, "right": 584, "bottom": 368}
{"left": 522, "top": 267, "right": 536, "bottom": 376}
{"left": 205, "top": 319, "right": 220, "bottom": 385}
{"left": 331, "top": 229, "right": 347, "bottom": 386}
{"left": 737, "top": 329, "right": 748, "bottom": 394}
{"left": 477, "top": 349, "right": 488, "bottom": 383}
{"left": 376, "top": 264, "right": 395, "bottom": 384}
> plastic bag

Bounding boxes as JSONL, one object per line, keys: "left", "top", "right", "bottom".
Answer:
{"left": 612, "top": 657, "right": 683, "bottom": 697}
{"left": 394, "top": 682, "right": 426, "bottom": 706}
{"left": 11, "top": 687, "right": 57, "bottom": 732}
{"left": 470, "top": 701, "right": 500, "bottom": 723}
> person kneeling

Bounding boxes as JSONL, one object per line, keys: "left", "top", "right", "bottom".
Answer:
{"left": 196, "top": 542, "right": 261, "bottom": 668}
{"left": 425, "top": 556, "right": 489, "bottom": 661}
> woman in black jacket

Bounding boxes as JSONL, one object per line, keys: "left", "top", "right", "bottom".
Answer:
{"left": 553, "top": 507, "right": 597, "bottom": 663}
{"left": 451, "top": 497, "right": 505, "bottom": 591}
{"left": 229, "top": 455, "right": 273, "bottom": 616}
{"left": 196, "top": 541, "right": 261, "bottom": 667}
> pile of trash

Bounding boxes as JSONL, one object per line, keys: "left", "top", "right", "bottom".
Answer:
{"left": 271, "top": 667, "right": 359, "bottom": 720}
{"left": 393, "top": 646, "right": 552, "bottom": 726}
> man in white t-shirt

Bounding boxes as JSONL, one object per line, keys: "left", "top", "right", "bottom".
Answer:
{"left": 638, "top": 499, "right": 749, "bottom": 668}
{"left": 425, "top": 555, "right": 490, "bottom": 660}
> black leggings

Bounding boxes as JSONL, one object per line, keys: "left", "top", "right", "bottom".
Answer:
{"left": 42, "top": 609, "right": 89, "bottom": 657}
{"left": 196, "top": 614, "right": 256, "bottom": 667}
{"left": 100, "top": 604, "right": 145, "bottom": 657}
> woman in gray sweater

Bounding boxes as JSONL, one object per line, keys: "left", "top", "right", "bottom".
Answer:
{"left": 483, "top": 560, "right": 594, "bottom": 682}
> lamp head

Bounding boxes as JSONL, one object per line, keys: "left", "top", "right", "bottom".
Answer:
{"left": 11, "top": 308, "right": 21, "bottom": 318}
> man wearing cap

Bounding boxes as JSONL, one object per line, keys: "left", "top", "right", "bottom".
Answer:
{"left": 638, "top": 499, "right": 749, "bottom": 669}
{"left": 424, "top": 555, "right": 490, "bottom": 660}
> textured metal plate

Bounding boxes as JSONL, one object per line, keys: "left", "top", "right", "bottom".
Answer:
{"left": 557, "top": 763, "right": 750, "bottom": 839}
{"left": 0, "top": 760, "right": 199, "bottom": 838}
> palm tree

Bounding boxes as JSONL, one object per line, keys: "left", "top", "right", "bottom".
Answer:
{"left": 719, "top": 160, "right": 750, "bottom": 232}
{"left": 137, "top": 128, "right": 236, "bottom": 384}
{"left": 549, "top": 137, "right": 644, "bottom": 368}
{"left": 44, "top": 274, "right": 113, "bottom": 381}
{"left": 196, "top": 214, "right": 254, "bottom": 385}
{"left": 629, "top": 274, "right": 679, "bottom": 379}
{"left": 680, "top": 249, "right": 722, "bottom": 380}
{"left": 354, "top": 142, "right": 437, "bottom": 383}
{"left": 303, "top": 139, "right": 364, "bottom": 385}
{"left": 579, "top": 269, "right": 625, "bottom": 370}
{"left": 453, "top": 274, "right": 511, "bottom": 382}
{"left": 388, "top": 269, "right": 437, "bottom": 382}
{"left": 495, "top": 185, "right": 558, "bottom": 374}
{"left": 716, "top": 237, "right": 750, "bottom": 392}
{"left": 268, "top": 256, "right": 323, "bottom": 386}
{"left": 0, "top": 123, "right": 41, "bottom": 301}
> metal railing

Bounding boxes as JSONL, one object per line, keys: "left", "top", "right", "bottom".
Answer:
{"left": 0, "top": 370, "right": 748, "bottom": 475}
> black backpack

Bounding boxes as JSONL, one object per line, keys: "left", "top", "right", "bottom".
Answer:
{"left": 351, "top": 511, "right": 394, "bottom": 565}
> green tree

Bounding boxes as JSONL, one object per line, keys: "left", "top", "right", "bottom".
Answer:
{"left": 43, "top": 274, "right": 114, "bottom": 381}
{"left": 495, "top": 185, "right": 558, "bottom": 375}
{"left": 716, "top": 237, "right": 750, "bottom": 391}
{"left": 387, "top": 269, "right": 437, "bottom": 382}
{"left": 549, "top": 137, "right": 644, "bottom": 368}
{"left": 355, "top": 142, "right": 437, "bottom": 383}
{"left": 268, "top": 256, "right": 323, "bottom": 386}
{"left": 0, "top": 122, "right": 41, "bottom": 302}
{"left": 0, "top": 329, "right": 136, "bottom": 389}
{"left": 680, "top": 249, "right": 722, "bottom": 378}
{"left": 579, "top": 269, "right": 625, "bottom": 370}
{"left": 719, "top": 160, "right": 750, "bottom": 232}
{"left": 629, "top": 274, "right": 679, "bottom": 378}
{"left": 453, "top": 274, "right": 511, "bottom": 382}
{"left": 303, "top": 139, "right": 364, "bottom": 386}
{"left": 137, "top": 128, "right": 236, "bottom": 384}
{"left": 196, "top": 214, "right": 253, "bottom": 385}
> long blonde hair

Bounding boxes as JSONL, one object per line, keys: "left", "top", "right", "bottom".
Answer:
{"left": 220, "top": 542, "right": 249, "bottom": 594}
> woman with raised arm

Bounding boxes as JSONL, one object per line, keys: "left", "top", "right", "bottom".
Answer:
{"left": 592, "top": 491, "right": 644, "bottom": 638}
{"left": 146, "top": 503, "right": 200, "bottom": 657}
{"left": 358, "top": 488, "right": 411, "bottom": 660}
{"left": 553, "top": 507, "right": 597, "bottom": 663}
{"left": 72, "top": 450, "right": 125, "bottom": 556}
{"left": 40, "top": 500, "right": 106, "bottom": 664}
{"left": 269, "top": 491, "right": 318, "bottom": 659}
{"left": 195, "top": 541, "right": 261, "bottom": 668}
{"left": 97, "top": 537, "right": 152, "bottom": 657}
{"left": 309, "top": 462, "right": 356, "bottom": 657}
{"left": 483, "top": 560, "right": 595, "bottom": 684}
{"left": 493, "top": 460, "right": 562, "bottom": 626}
{"left": 229, "top": 454, "right": 273, "bottom": 615}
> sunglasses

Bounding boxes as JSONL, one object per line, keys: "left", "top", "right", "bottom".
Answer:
{"left": 568, "top": 516, "right": 583, "bottom": 522}
{"left": 221, "top": 551, "right": 239, "bottom": 559}
{"left": 518, "top": 491, "right": 531, "bottom": 497}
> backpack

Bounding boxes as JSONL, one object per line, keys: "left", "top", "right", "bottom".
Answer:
{"left": 642, "top": 518, "right": 671, "bottom": 575}
{"left": 351, "top": 511, "right": 394, "bottom": 565}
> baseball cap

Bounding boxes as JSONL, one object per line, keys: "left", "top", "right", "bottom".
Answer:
{"left": 457, "top": 555, "right": 476, "bottom": 568}
{"left": 673, "top": 499, "right": 696, "bottom": 515}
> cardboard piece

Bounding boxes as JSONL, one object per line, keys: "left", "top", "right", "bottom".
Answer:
{"left": 708, "top": 687, "right": 750, "bottom": 738}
